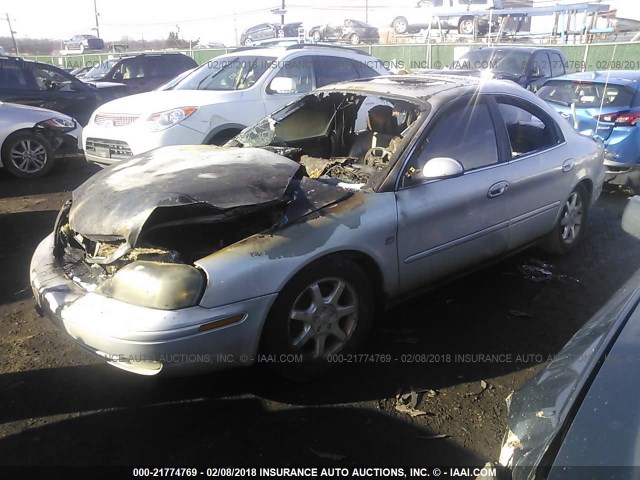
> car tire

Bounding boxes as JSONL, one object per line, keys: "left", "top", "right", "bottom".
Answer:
{"left": 1, "top": 132, "right": 56, "bottom": 178}
{"left": 243, "top": 37, "right": 253, "bottom": 46}
{"left": 393, "top": 18, "right": 409, "bottom": 35}
{"left": 542, "top": 184, "right": 588, "bottom": 255}
{"left": 277, "top": 29, "right": 285, "bottom": 38}
{"left": 262, "top": 257, "right": 374, "bottom": 380}
{"left": 207, "top": 129, "right": 242, "bottom": 146}
{"left": 350, "top": 33, "right": 361, "bottom": 45}
{"left": 459, "top": 17, "right": 475, "bottom": 35}
{"left": 312, "top": 30, "right": 322, "bottom": 42}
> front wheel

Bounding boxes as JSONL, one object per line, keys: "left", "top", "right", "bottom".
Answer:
{"left": 311, "top": 30, "right": 322, "bottom": 42}
{"left": 349, "top": 33, "right": 361, "bottom": 45}
{"left": 458, "top": 17, "right": 475, "bottom": 35}
{"left": 1, "top": 132, "right": 55, "bottom": 178}
{"left": 262, "top": 257, "right": 374, "bottom": 380}
{"left": 542, "top": 184, "right": 588, "bottom": 254}
{"left": 243, "top": 38, "right": 253, "bottom": 46}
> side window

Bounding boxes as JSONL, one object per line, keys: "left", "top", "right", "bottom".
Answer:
{"left": 314, "top": 56, "right": 360, "bottom": 87}
{"left": 549, "top": 52, "right": 566, "bottom": 76}
{"left": 412, "top": 100, "right": 499, "bottom": 174}
{"left": 353, "top": 59, "right": 380, "bottom": 78}
{"left": 0, "top": 62, "right": 29, "bottom": 90}
{"left": 114, "top": 58, "right": 145, "bottom": 80}
{"left": 146, "top": 56, "right": 178, "bottom": 78}
{"left": 269, "top": 56, "right": 314, "bottom": 94}
{"left": 531, "top": 52, "right": 551, "bottom": 79}
{"left": 496, "top": 98, "right": 562, "bottom": 158}
{"left": 31, "top": 64, "right": 73, "bottom": 91}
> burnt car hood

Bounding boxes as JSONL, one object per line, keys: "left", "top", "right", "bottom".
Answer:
{"left": 69, "top": 145, "right": 332, "bottom": 248}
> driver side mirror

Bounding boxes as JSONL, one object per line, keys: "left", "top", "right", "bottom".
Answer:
{"left": 422, "top": 157, "right": 464, "bottom": 180}
{"left": 269, "top": 77, "right": 297, "bottom": 94}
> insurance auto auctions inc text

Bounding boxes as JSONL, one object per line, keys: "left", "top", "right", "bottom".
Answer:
{"left": 257, "top": 466, "right": 497, "bottom": 477}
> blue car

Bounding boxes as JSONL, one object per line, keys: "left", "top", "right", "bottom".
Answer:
{"left": 538, "top": 70, "right": 640, "bottom": 193}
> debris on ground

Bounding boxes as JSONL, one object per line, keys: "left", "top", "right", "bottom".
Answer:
{"left": 419, "top": 434, "right": 451, "bottom": 440}
{"left": 509, "top": 310, "right": 533, "bottom": 318}
{"left": 308, "top": 448, "right": 345, "bottom": 461}
{"left": 394, "top": 391, "right": 430, "bottom": 417}
{"left": 518, "top": 259, "right": 580, "bottom": 283}
{"left": 466, "top": 380, "right": 489, "bottom": 397}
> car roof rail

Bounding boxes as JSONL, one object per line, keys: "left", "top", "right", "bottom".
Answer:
{"left": 285, "top": 43, "right": 370, "bottom": 55}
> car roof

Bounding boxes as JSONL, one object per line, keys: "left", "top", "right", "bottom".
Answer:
{"left": 316, "top": 75, "right": 525, "bottom": 103}
{"left": 225, "top": 43, "right": 378, "bottom": 59}
{"left": 547, "top": 70, "right": 640, "bottom": 88}
{"left": 465, "top": 46, "right": 561, "bottom": 54}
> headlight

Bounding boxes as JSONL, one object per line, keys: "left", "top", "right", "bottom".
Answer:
{"left": 40, "top": 117, "right": 76, "bottom": 130}
{"left": 98, "top": 261, "right": 206, "bottom": 310}
{"left": 145, "top": 106, "right": 198, "bottom": 131}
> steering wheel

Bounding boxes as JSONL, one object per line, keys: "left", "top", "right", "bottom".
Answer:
{"left": 364, "top": 146, "right": 394, "bottom": 166}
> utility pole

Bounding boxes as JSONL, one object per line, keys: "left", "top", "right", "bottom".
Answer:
{"left": 365, "top": 0, "right": 369, "bottom": 23}
{"left": 93, "top": 0, "right": 100, "bottom": 37}
{"left": 281, "top": 0, "right": 285, "bottom": 28}
{"left": 5, "top": 13, "right": 18, "bottom": 55}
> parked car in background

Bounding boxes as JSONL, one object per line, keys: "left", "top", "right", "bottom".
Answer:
{"left": 0, "top": 102, "right": 81, "bottom": 177}
{"left": 240, "top": 22, "right": 303, "bottom": 46}
{"left": 70, "top": 66, "right": 92, "bottom": 79}
{"left": 538, "top": 70, "right": 640, "bottom": 194}
{"left": 0, "top": 55, "right": 126, "bottom": 126}
{"left": 193, "top": 42, "right": 226, "bottom": 50}
{"left": 391, "top": 0, "right": 503, "bottom": 35}
{"left": 34, "top": 75, "right": 604, "bottom": 378}
{"left": 63, "top": 34, "right": 105, "bottom": 53}
{"left": 497, "top": 197, "right": 640, "bottom": 479}
{"left": 80, "top": 53, "right": 197, "bottom": 95}
{"left": 82, "top": 44, "right": 388, "bottom": 166}
{"left": 309, "top": 19, "right": 379, "bottom": 45}
{"left": 416, "top": 47, "right": 570, "bottom": 91}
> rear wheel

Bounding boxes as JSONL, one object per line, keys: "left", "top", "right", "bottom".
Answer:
{"left": 243, "top": 37, "right": 253, "bottom": 46}
{"left": 311, "top": 30, "right": 322, "bottom": 42}
{"left": 350, "top": 33, "right": 361, "bottom": 45}
{"left": 1, "top": 132, "right": 55, "bottom": 178}
{"left": 542, "top": 184, "right": 588, "bottom": 254}
{"left": 393, "top": 18, "right": 409, "bottom": 34}
{"left": 262, "top": 257, "right": 374, "bottom": 380}
{"left": 458, "top": 17, "right": 475, "bottom": 35}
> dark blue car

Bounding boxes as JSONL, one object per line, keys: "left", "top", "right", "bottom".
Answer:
{"left": 538, "top": 70, "right": 640, "bottom": 193}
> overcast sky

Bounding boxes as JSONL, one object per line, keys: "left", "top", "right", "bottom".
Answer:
{"left": 4, "top": 0, "right": 639, "bottom": 45}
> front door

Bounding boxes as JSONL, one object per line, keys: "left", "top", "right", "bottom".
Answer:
{"left": 395, "top": 96, "right": 512, "bottom": 294}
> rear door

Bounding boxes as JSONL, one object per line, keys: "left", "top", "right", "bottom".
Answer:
{"left": 0, "top": 58, "right": 41, "bottom": 107}
{"left": 491, "top": 95, "right": 568, "bottom": 248}
{"left": 395, "top": 95, "right": 512, "bottom": 293}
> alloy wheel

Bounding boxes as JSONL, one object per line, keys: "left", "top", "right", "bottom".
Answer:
{"left": 10, "top": 139, "right": 48, "bottom": 174}
{"left": 560, "top": 191, "right": 583, "bottom": 243}
{"left": 287, "top": 277, "right": 358, "bottom": 359}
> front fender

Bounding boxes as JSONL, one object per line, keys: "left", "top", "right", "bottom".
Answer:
{"left": 195, "top": 192, "right": 399, "bottom": 308}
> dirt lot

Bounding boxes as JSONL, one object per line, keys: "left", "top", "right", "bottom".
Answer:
{"left": 1, "top": 155, "right": 639, "bottom": 469}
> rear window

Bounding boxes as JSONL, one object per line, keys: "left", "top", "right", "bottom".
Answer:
{"left": 538, "top": 81, "right": 636, "bottom": 108}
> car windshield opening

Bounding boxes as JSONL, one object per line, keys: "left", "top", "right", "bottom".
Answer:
{"left": 172, "top": 56, "right": 277, "bottom": 91}
{"left": 538, "top": 81, "right": 636, "bottom": 109}
{"left": 83, "top": 59, "right": 120, "bottom": 80}
{"left": 453, "top": 50, "right": 531, "bottom": 77}
{"left": 226, "top": 91, "right": 424, "bottom": 188}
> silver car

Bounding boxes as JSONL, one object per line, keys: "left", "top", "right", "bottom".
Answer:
{"left": 0, "top": 102, "right": 81, "bottom": 177}
{"left": 30, "top": 76, "right": 605, "bottom": 377}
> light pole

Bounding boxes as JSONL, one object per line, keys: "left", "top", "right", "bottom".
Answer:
{"left": 5, "top": 13, "right": 18, "bottom": 55}
{"left": 93, "top": 0, "right": 100, "bottom": 37}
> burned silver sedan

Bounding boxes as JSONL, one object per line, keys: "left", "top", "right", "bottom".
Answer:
{"left": 31, "top": 76, "right": 605, "bottom": 377}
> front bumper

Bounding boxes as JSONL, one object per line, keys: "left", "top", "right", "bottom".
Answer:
{"left": 603, "top": 158, "right": 640, "bottom": 190}
{"left": 82, "top": 122, "right": 206, "bottom": 166}
{"left": 30, "top": 234, "right": 277, "bottom": 376}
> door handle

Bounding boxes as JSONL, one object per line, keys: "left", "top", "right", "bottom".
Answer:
{"left": 562, "top": 159, "right": 575, "bottom": 172}
{"left": 487, "top": 181, "right": 509, "bottom": 198}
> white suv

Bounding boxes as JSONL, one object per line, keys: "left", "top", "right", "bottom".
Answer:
{"left": 82, "top": 44, "right": 389, "bottom": 166}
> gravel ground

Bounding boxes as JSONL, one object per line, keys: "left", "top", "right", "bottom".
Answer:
{"left": 1, "top": 155, "right": 639, "bottom": 470}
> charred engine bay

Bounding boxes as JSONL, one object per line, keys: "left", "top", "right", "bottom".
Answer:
{"left": 54, "top": 171, "right": 360, "bottom": 290}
